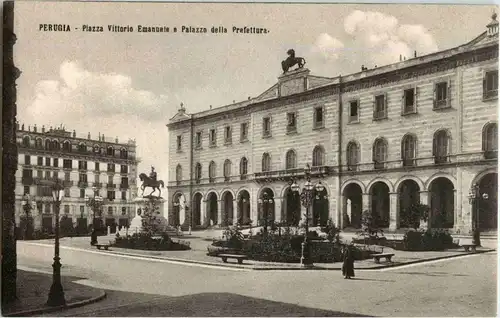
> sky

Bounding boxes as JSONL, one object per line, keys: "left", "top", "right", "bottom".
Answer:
{"left": 13, "top": 1, "right": 497, "bottom": 186}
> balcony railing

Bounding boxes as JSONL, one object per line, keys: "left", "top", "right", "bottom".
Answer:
{"left": 119, "top": 183, "right": 129, "bottom": 189}
{"left": 402, "top": 158, "right": 416, "bottom": 167}
{"left": 77, "top": 181, "right": 88, "bottom": 188}
{"left": 373, "top": 161, "right": 386, "bottom": 170}
{"left": 63, "top": 180, "right": 74, "bottom": 187}
{"left": 21, "top": 177, "right": 34, "bottom": 185}
{"left": 434, "top": 155, "right": 449, "bottom": 164}
{"left": 93, "top": 182, "right": 103, "bottom": 188}
{"left": 433, "top": 99, "right": 449, "bottom": 109}
{"left": 107, "top": 183, "right": 116, "bottom": 189}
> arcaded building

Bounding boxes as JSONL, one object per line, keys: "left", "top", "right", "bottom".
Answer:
{"left": 15, "top": 124, "right": 140, "bottom": 233}
{"left": 167, "top": 15, "right": 498, "bottom": 234}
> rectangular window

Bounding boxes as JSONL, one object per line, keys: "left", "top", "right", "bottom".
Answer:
{"left": 108, "top": 175, "right": 113, "bottom": 184}
{"left": 95, "top": 162, "right": 100, "bottom": 171}
{"left": 37, "top": 156, "right": 43, "bottom": 166}
{"left": 349, "top": 100, "right": 359, "bottom": 123}
{"left": 64, "top": 172, "right": 70, "bottom": 181}
{"left": 80, "top": 189, "right": 85, "bottom": 198}
{"left": 64, "top": 188, "right": 70, "bottom": 197}
{"left": 373, "top": 94, "right": 387, "bottom": 120}
{"left": 63, "top": 159, "right": 72, "bottom": 169}
{"left": 121, "top": 177, "right": 128, "bottom": 188}
{"left": 120, "top": 165, "right": 128, "bottom": 173}
{"left": 224, "top": 126, "right": 232, "bottom": 144}
{"left": 313, "top": 107, "right": 324, "bottom": 129}
{"left": 79, "top": 173, "right": 87, "bottom": 182}
{"left": 209, "top": 129, "right": 216, "bottom": 146}
{"left": 53, "top": 171, "right": 58, "bottom": 178}
{"left": 95, "top": 174, "right": 100, "bottom": 183}
{"left": 287, "top": 112, "right": 297, "bottom": 133}
{"left": 24, "top": 185, "right": 30, "bottom": 195}
{"left": 45, "top": 157, "right": 51, "bottom": 167}
{"left": 195, "top": 132, "right": 202, "bottom": 148}
{"left": 44, "top": 171, "right": 50, "bottom": 179}
{"left": 107, "top": 163, "right": 115, "bottom": 172}
{"left": 176, "top": 135, "right": 182, "bottom": 151}
{"left": 263, "top": 117, "right": 271, "bottom": 137}
{"left": 24, "top": 155, "right": 31, "bottom": 165}
{"left": 107, "top": 191, "right": 115, "bottom": 201}
{"left": 121, "top": 191, "right": 127, "bottom": 200}
{"left": 78, "top": 160, "right": 87, "bottom": 170}
{"left": 483, "top": 70, "right": 498, "bottom": 100}
{"left": 240, "top": 123, "right": 248, "bottom": 141}
{"left": 37, "top": 170, "right": 42, "bottom": 178}
{"left": 64, "top": 205, "right": 70, "bottom": 214}
{"left": 434, "top": 82, "right": 449, "bottom": 109}
{"left": 403, "top": 88, "right": 416, "bottom": 114}
{"left": 80, "top": 205, "right": 85, "bottom": 214}
{"left": 53, "top": 158, "right": 58, "bottom": 167}
{"left": 22, "top": 169, "right": 33, "bottom": 178}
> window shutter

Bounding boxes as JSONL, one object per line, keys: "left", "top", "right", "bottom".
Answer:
{"left": 447, "top": 78, "right": 452, "bottom": 107}
{"left": 483, "top": 72, "right": 487, "bottom": 99}
{"left": 432, "top": 134, "right": 437, "bottom": 156}
{"left": 432, "top": 83, "right": 437, "bottom": 109}
{"left": 372, "top": 95, "right": 376, "bottom": 118}
{"left": 413, "top": 87, "right": 418, "bottom": 112}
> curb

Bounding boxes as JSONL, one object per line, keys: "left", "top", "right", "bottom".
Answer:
{"left": 101, "top": 247, "right": 495, "bottom": 271}
{"left": 4, "top": 291, "right": 107, "bottom": 317}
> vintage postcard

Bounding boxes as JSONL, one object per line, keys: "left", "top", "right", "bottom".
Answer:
{"left": 2, "top": 1, "right": 498, "bottom": 316}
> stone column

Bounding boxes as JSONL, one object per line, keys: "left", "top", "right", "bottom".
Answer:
{"left": 201, "top": 200, "right": 207, "bottom": 226}
{"left": 232, "top": 199, "right": 238, "bottom": 226}
{"left": 389, "top": 192, "right": 399, "bottom": 231}
{"left": 274, "top": 197, "right": 282, "bottom": 223}
{"left": 362, "top": 193, "right": 371, "bottom": 214}
{"left": 340, "top": 195, "right": 347, "bottom": 228}
{"left": 217, "top": 200, "right": 223, "bottom": 226}
{"left": 419, "top": 190, "right": 430, "bottom": 229}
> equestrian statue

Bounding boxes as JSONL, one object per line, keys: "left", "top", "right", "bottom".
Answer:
{"left": 281, "top": 49, "right": 306, "bottom": 74}
{"left": 139, "top": 166, "right": 165, "bottom": 197}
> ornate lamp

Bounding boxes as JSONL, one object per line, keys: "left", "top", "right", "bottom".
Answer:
{"left": 47, "top": 179, "right": 66, "bottom": 306}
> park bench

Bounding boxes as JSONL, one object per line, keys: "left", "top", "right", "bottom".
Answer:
{"left": 372, "top": 253, "right": 395, "bottom": 263}
{"left": 461, "top": 244, "right": 477, "bottom": 253}
{"left": 96, "top": 244, "right": 110, "bottom": 251}
{"left": 218, "top": 254, "right": 248, "bottom": 264}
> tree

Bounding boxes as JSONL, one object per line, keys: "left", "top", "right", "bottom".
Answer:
{"left": 404, "top": 203, "right": 430, "bottom": 230}
{"left": 141, "top": 198, "right": 166, "bottom": 236}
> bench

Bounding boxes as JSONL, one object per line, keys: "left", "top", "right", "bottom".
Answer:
{"left": 96, "top": 244, "right": 110, "bottom": 250}
{"left": 461, "top": 244, "right": 477, "bottom": 253}
{"left": 373, "top": 253, "right": 395, "bottom": 264}
{"left": 218, "top": 254, "right": 248, "bottom": 264}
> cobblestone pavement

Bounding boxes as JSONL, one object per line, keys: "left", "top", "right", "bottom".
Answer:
{"left": 17, "top": 240, "right": 497, "bottom": 317}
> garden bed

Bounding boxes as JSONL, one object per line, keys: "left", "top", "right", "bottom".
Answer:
{"left": 112, "top": 233, "right": 191, "bottom": 251}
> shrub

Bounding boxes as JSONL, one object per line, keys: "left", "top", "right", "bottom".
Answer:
{"left": 320, "top": 218, "right": 341, "bottom": 243}
{"left": 402, "top": 229, "right": 455, "bottom": 251}
{"left": 112, "top": 232, "right": 190, "bottom": 251}
{"left": 222, "top": 226, "right": 245, "bottom": 249}
{"left": 402, "top": 203, "right": 430, "bottom": 230}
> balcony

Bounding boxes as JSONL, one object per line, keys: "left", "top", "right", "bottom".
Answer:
{"left": 309, "top": 166, "right": 331, "bottom": 177}
{"left": 21, "top": 177, "right": 34, "bottom": 185}
{"left": 373, "top": 161, "right": 386, "bottom": 170}
{"left": 402, "top": 158, "right": 416, "bottom": 167}
{"left": 433, "top": 99, "right": 449, "bottom": 110}
{"left": 107, "top": 183, "right": 116, "bottom": 189}
{"left": 255, "top": 168, "right": 305, "bottom": 183}
{"left": 119, "top": 183, "right": 129, "bottom": 190}
{"left": 63, "top": 180, "right": 74, "bottom": 187}
{"left": 484, "top": 150, "right": 498, "bottom": 159}
{"left": 77, "top": 181, "right": 88, "bottom": 188}
{"left": 93, "top": 182, "right": 103, "bottom": 188}
{"left": 434, "top": 155, "right": 449, "bottom": 164}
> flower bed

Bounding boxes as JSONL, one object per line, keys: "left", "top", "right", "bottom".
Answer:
{"left": 377, "top": 229, "right": 458, "bottom": 251}
{"left": 112, "top": 233, "right": 191, "bottom": 251}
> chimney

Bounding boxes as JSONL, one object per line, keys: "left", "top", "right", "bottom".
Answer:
{"left": 73, "top": 130, "right": 76, "bottom": 138}
{"left": 115, "top": 137, "right": 118, "bottom": 143}
{"left": 42, "top": 125, "right": 45, "bottom": 133}
{"left": 414, "top": 50, "right": 417, "bottom": 58}
{"left": 28, "top": 125, "right": 31, "bottom": 132}
{"left": 233, "top": 100, "right": 235, "bottom": 103}
{"left": 487, "top": 12, "right": 499, "bottom": 36}
{"left": 248, "top": 96, "right": 251, "bottom": 100}
{"left": 33, "top": 124, "right": 37, "bottom": 132}
{"left": 15, "top": 121, "right": 19, "bottom": 130}
{"left": 209, "top": 105, "right": 212, "bottom": 109}
{"left": 88, "top": 132, "right": 91, "bottom": 139}
{"left": 98, "top": 133, "right": 101, "bottom": 141}
{"left": 404, "top": 56, "right": 407, "bottom": 61}
{"left": 399, "top": 54, "right": 402, "bottom": 61}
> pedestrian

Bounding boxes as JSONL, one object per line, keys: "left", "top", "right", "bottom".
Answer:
{"left": 342, "top": 245, "right": 355, "bottom": 279}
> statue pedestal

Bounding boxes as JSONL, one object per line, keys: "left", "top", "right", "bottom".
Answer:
{"left": 132, "top": 196, "right": 168, "bottom": 235}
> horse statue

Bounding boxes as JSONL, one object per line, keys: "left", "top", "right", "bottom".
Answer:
{"left": 281, "top": 49, "right": 306, "bottom": 74}
{"left": 139, "top": 173, "right": 165, "bottom": 197}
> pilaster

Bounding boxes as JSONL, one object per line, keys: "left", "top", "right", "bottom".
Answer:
{"left": 389, "top": 192, "right": 399, "bottom": 231}
{"left": 217, "top": 200, "right": 223, "bottom": 226}
{"left": 274, "top": 197, "right": 282, "bottom": 223}
{"left": 232, "top": 199, "right": 238, "bottom": 226}
{"left": 362, "top": 193, "right": 371, "bottom": 214}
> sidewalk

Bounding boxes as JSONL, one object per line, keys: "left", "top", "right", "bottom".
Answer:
{"left": 23, "top": 234, "right": 496, "bottom": 271}
{"left": 2, "top": 270, "right": 106, "bottom": 317}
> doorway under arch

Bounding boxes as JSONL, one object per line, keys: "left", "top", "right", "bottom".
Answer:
{"left": 342, "top": 183, "right": 363, "bottom": 228}
{"left": 237, "top": 190, "right": 251, "bottom": 225}
{"left": 221, "top": 191, "right": 234, "bottom": 226}
{"left": 206, "top": 192, "right": 218, "bottom": 226}
{"left": 370, "top": 182, "right": 390, "bottom": 228}
{"left": 192, "top": 193, "right": 203, "bottom": 226}
{"left": 477, "top": 173, "right": 498, "bottom": 230}
{"left": 283, "top": 186, "right": 300, "bottom": 226}
{"left": 398, "top": 180, "right": 420, "bottom": 228}
{"left": 429, "top": 177, "right": 455, "bottom": 228}
{"left": 258, "top": 188, "right": 275, "bottom": 226}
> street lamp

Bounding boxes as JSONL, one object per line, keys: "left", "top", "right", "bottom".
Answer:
{"left": 46, "top": 178, "right": 66, "bottom": 306}
{"left": 22, "top": 193, "right": 33, "bottom": 240}
{"left": 258, "top": 192, "right": 273, "bottom": 235}
{"left": 85, "top": 186, "right": 104, "bottom": 245}
{"left": 290, "top": 166, "right": 325, "bottom": 268}
{"left": 468, "top": 183, "right": 489, "bottom": 247}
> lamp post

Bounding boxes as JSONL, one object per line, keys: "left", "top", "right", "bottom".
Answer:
{"left": 85, "top": 186, "right": 104, "bottom": 245}
{"left": 22, "top": 193, "right": 33, "bottom": 240}
{"left": 46, "top": 178, "right": 66, "bottom": 306}
{"left": 468, "top": 183, "right": 488, "bottom": 247}
{"left": 258, "top": 193, "right": 273, "bottom": 235}
{"left": 290, "top": 165, "right": 326, "bottom": 267}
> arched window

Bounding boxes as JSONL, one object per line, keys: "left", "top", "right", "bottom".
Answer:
{"left": 223, "top": 159, "right": 232, "bottom": 181}
{"left": 240, "top": 157, "right": 248, "bottom": 179}
{"left": 22, "top": 136, "right": 30, "bottom": 147}
{"left": 373, "top": 138, "right": 388, "bottom": 169}
{"left": 346, "top": 141, "right": 359, "bottom": 171}
{"left": 433, "top": 129, "right": 450, "bottom": 164}
{"left": 312, "top": 146, "right": 325, "bottom": 167}
{"left": 401, "top": 134, "right": 417, "bottom": 166}
{"left": 209, "top": 161, "right": 216, "bottom": 183}
{"left": 482, "top": 122, "right": 498, "bottom": 158}
{"left": 285, "top": 150, "right": 297, "bottom": 170}
{"left": 262, "top": 153, "right": 271, "bottom": 172}
{"left": 175, "top": 165, "right": 182, "bottom": 184}
{"left": 62, "top": 141, "right": 71, "bottom": 152}
{"left": 195, "top": 163, "right": 202, "bottom": 184}
{"left": 45, "top": 139, "right": 51, "bottom": 150}
{"left": 93, "top": 145, "right": 100, "bottom": 153}
{"left": 107, "top": 147, "right": 114, "bottom": 156}
{"left": 120, "top": 148, "right": 128, "bottom": 159}
{"left": 52, "top": 140, "right": 60, "bottom": 151}
{"left": 35, "top": 138, "right": 43, "bottom": 149}
{"left": 78, "top": 143, "right": 86, "bottom": 152}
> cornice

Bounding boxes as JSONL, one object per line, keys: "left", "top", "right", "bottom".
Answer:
{"left": 17, "top": 130, "right": 136, "bottom": 149}
{"left": 18, "top": 147, "right": 139, "bottom": 165}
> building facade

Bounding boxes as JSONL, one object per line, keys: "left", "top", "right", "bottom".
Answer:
{"left": 167, "top": 16, "right": 498, "bottom": 234}
{"left": 15, "top": 124, "right": 140, "bottom": 234}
